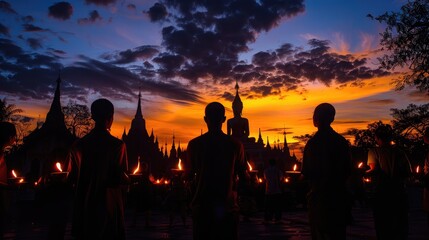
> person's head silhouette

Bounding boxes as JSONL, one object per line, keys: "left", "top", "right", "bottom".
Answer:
{"left": 91, "top": 98, "right": 114, "bottom": 130}
{"left": 204, "top": 102, "right": 226, "bottom": 132}
{"left": 374, "top": 125, "right": 393, "bottom": 146}
{"left": 313, "top": 103, "right": 335, "bottom": 128}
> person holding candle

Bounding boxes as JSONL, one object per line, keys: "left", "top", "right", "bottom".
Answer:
{"left": 263, "top": 158, "right": 283, "bottom": 224}
{"left": 367, "top": 124, "right": 412, "bottom": 240}
{"left": 422, "top": 127, "right": 429, "bottom": 227}
{"left": 187, "top": 102, "right": 248, "bottom": 240}
{"left": 302, "top": 103, "right": 352, "bottom": 240}
{"left": 67, "top": 99, "right": 128, "bottom": 240}
{"left": 0, "top": 122, "right": 16, "bottom": 240}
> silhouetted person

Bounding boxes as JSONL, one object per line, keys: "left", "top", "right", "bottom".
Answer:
{"left": 187, "top": 102, "right": 248, "bottom": 240}
{"left": 424, "top": 128, "right": 429, "bottom": 227}
{"left": 0, "top": 122, "right": 16, "bottom": 240}
{"left": 367, "top": 125, "right": 412, "bottom": 240}
{"left": 67, "top": 99, "right": 128, "bottom": 240}
{"left": 132, "top": 161, "right": 153, "bottom": 228}
{"left": 263, "top": 158, "right": 283, "bottom": 223}
{"left": 302, "top": 103, "right": 352, "bottom": 240}
{"left": 167, "top": 172, "right": 188, "bottom": 228}
{"left": 227, "top": 82, "right": 249, "bottom": 142}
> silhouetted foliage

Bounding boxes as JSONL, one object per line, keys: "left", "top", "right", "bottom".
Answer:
{"left": 391, "top": 103, "right": 429, "bottom": 139}
{"left": 348, "top": 121, "right": 392, "bottom": 148}
{"left": 370, "top": 0, "right": 429, "bottom": 93}
{"left": 349, "top": 104, "right": 429, "bottom": 166}
{"left": 293, "top": 134, "right": 314, "bottom": 145}
{"left": 63, "top": 101, "right": 93, "bottom": 138}
{"left": 0, "top": 98, "right": 31, "bottom": 144}
{"left": 0, "top": 98, "right": 22, "bottom": 121}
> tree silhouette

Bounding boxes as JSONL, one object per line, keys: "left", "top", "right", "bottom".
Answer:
{"left": 0, "top": 98, "right": 23, "bottom": 121}
{"left": 370, "top": 0, "right": 429, "bottom": 93}
{"left": 63, "top": 101, "right": 93, "bottom": 138}
{"left": 391, "top": 103, "right": 429, "bottom": 139}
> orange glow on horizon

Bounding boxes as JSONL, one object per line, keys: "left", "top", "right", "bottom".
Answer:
{"left": 10, "top": 74, "right": 412, "bottom": 162}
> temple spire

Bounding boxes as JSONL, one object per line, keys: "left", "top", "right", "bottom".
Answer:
{"left": 45, "top": 73, "right": 66, "bottom": 129}
{"left": 135, "top": 90, "right": 143, "bottom": 119}
{"left": 257, "top": 128, "right": 264, "bottom": 145}
{"left": 283, "top": 126, "right": 290, "bottom": 156}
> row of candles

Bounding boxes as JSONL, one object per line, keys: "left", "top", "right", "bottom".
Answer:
{"left": 8, "top": 159, "right": 425, "bottom": 187}
{"left": 8, "top": 162, "right": 67, "bottom": 186}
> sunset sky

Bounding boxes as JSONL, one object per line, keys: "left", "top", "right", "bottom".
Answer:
{"left": 0, "top": 0, "right": 427, "bottom": 158}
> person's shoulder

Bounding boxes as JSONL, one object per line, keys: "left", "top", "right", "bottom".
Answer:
{"left": 110, "top": 134, "right": 125, "bottom": 146}
{"left": 188, "top": 134, "right": 204, "bottom": 147}
{"left": 331, "top": 129, "right": 348, "bottom": 143}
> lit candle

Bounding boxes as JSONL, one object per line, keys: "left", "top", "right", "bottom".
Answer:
{"left": 8, "top": 169, "right": 25, "bottom": 185}
{"left": 50, "top": 162, "right": 69, "bottom": 182}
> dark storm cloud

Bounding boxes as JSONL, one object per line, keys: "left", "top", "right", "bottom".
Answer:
{"left": 0, "top": 38, "right": 23, "bottom": 57}
{"left": 77, "top": 10, "right": 102, "bottom": 24}
{"left": 27, "top": 38, "right": 42, "bottom": 49}
{"left": 221, "top": 92, "right": 234, "bottom": 102}
{"left": 85, "top": 0, "right": 117, "bottom": 6}
{"left": 152, "top": 53, "right": 185, "bottom": 78}
{"left": 63, "top": 56, "right": 201, "bottom": 103}
{"left": 227, "top": 39, "right": 390, "bottom": 98}
{"left": 147, "top": 3, "right": 168, "bottom": 22}
{"left": 147, "top": 0, "right": 305, "bottom": 83}
{"left": 0, "top": 36, "right": 200, "bottom": 104}
{"left": 102, "top": 45, "right": 160, "bottom": 64}
{"left": 0, "top": 1, "right": 17, "bottom": 14}
{"left": 0, "top": 23, "right": 9, "bottom": 37}
{"left": 48, "top": 2, "right": 73, "bottom": 21}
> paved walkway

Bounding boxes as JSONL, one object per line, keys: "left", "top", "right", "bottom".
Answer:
{"left": 2, "top": 187, "right": 429, "bottom": 239}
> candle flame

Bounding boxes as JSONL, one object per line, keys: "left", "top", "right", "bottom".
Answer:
{"left": 363, "top": 177, "right": 371, "bottom": 183}
{"left": 11, "top": 169, "right": 17, "bottom": 178}
{"left": 258, "top": 178, "right": 263, "bottom": 183}
{"left": 156, "top": 179, "right": 161, "bottom": 184}
{"left": 293, "top": 164, "right": 297, "bottom": 171}
{"left": 358, "top": 162, "right": 363, "bottom": 168}
{"left": 133, "top": 160, "right": 140, "bottom": 175}
{"left": 416, "top": 166, "right": 420, "bottom": 173}
{"left": 19, "top": 178, "right": 24, "bottom": 183}
{"left": 247, "top": 161, "right": 253, "bottom": 171}
{"left": 164, "top": 180, "right": 169, "bottom": 185}
{"left": 284, "top": 177, "right": 290, "bottom": 183}
{"left": 178, "top": 159, "right": 182, "bottom": 170}
{"left": 56, "top": 162, "right": 63, "bottom": 172}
